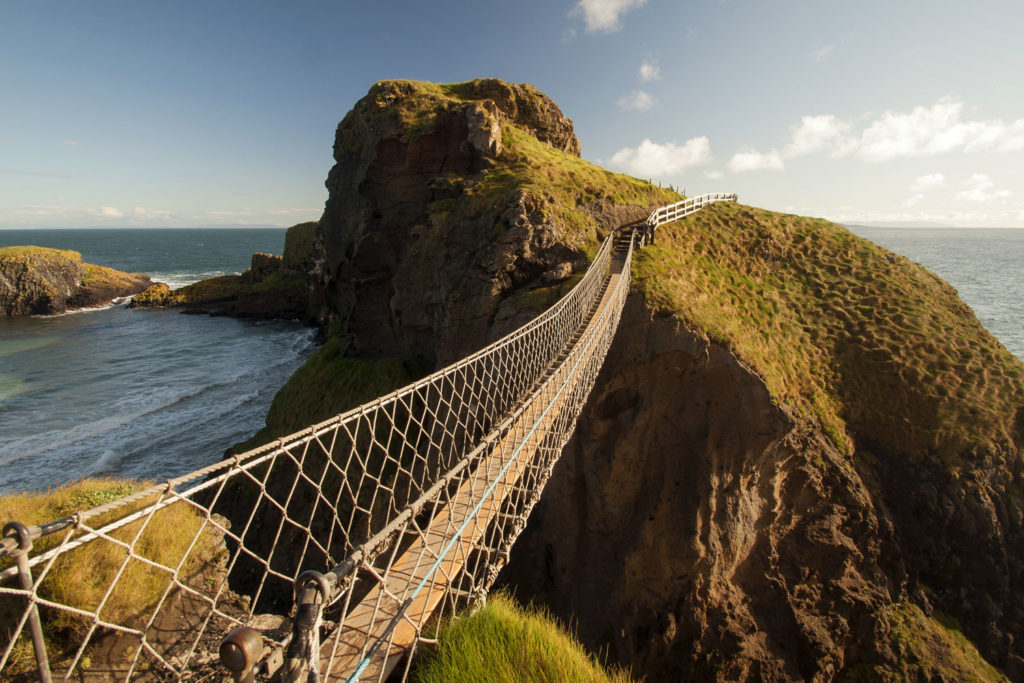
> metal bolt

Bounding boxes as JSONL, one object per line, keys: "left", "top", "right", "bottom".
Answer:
{"left": 220, "top": 626, "right": 262, "bottom": 683}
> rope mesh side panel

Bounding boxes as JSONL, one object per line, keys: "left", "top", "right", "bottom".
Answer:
{"left": 0, "top": 232, "right": 622, "bottom": 681}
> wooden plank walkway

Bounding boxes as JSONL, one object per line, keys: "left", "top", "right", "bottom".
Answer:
{"left": 319, "top": 240, "right": 630, "bottom": 681}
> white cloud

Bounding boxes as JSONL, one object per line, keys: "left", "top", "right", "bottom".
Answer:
{"left": 131, "top": 207, "right": 174, "bottom": 220}
{"left": 639, "top": 58, "right": 660, "bottom": 82}
{"left": 910, "top": 173, "right": 946, "bottom": 193}
{"left": 742, "top": 98, "right": 1024, "bottom": 168}
{"left": 704, "top": 170, "right": 724, "bottom": 180}
{"left": 617, "top": 90, "right": 653, "bottom": 111}
{"left": 58, "top": 140, "right": 80, "bottom": 146}
{"left": 812, "top": 45, "right": 835, "bottom": 61}
{"left": 857, "top": 97, "right": 1024, "bottom": 161}
{"left": 572, "top": 0, "right": 646, "bottom": 33}
{"left": 955, "top": 174, "right": 1011, "bottom": 202}
{"left": 903, "top": 194, "right": 925, "bottom": 208}
{"left": 727, "top": 148, "right": 784, "bottom": 172}
{"left": 607, "top": 137, "right": 711, "bottom": 177}
{"left": 784, "top": 114, "right": 854, "bottom": 158}
{"left": 98, "top": 206, "right": 125, "bottom": 218}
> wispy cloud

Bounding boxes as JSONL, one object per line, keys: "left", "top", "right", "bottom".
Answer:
{"left": 639, "top": 58, "right": 660, "bottom": 82}
{"left": 96, "top": 206, "right": 125, "bottom": 218}
{"left": 955, "top": 174, "right": 1011, "bottom": 202}
{"left": 58, "top": 139, "right": 81, "bottom": 146}
{"left": 617, "top": 90, "right": 653, "bottom": 111}
{"left": 607, "top": 137, "right": 711, "bottom": 177}
{"left": 910, "top": 173, "right": 946, "bottom": 193}
{"left": 811, "top": 45, "right": 835, "bottom": 62}
{"left": 727, "top": 148, "right": 784, "bottom": 172}
{"left": 704, "top": 170, "right": 724, "bottom": 180}
{"left": 572, "top": 0, "right": 646, "bottom": 33}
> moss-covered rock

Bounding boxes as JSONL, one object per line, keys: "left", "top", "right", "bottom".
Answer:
{"left": 0, "top": 246, "right": 152, "bottom": 315}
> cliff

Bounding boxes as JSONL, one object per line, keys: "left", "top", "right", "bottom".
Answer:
{"left": 499, "top": 203, "right": 1024, "bottom": 681}
{"left": 231, "top": 80, "right": 1022, "bottom": 680}
{"left": 0, "top": 246, "right": 152, "bottom": 315}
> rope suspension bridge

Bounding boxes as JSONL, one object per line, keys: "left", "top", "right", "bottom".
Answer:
{"left": 1, "top": 194, "right": 736, "bottom": 682}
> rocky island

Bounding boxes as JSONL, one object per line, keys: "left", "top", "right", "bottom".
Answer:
{"left": 0, "top": 246, "right": 152, "bottom": 315}
{"left": 3, "top": 78, "right": 1021, "bottom": 681}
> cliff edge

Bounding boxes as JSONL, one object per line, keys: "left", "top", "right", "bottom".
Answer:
{"left": 0, "top": 246, "right": 152, "bottom": 315}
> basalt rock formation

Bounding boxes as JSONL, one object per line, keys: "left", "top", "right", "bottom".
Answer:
{"left": 130, "top": 221, "right": 317, "bottom": 321}
{"left": 0, "top": 246, "right": 152, "bottom": 315}
{"left": 232, "top": 80, "right": 1022, "bottom": 680}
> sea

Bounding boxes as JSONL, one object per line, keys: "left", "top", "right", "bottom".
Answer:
{"left": 0, "top": 229, "right": 318, "bottom": 495}
{"left": 0, "top": 226, "right": 1022, "bottom": 496}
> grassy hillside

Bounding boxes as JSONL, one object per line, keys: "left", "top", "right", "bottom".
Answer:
{"left": 634, "top": 202, "right": 1024, "bottom": 466}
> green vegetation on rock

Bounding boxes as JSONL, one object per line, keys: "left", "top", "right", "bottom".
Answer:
{"left": 1, "top": 246, "right": 151, "bottom": 315}
{"left": 634, "top": 202, "right": 1024, "bottom": 464}
{"left": 235, "top": 334, "right": 419, "bottom": 452}
{"left": 866, "top": 603, "right": 1010, "bottom": 681}
{"left": 413, "top": 593, "right": 632, "bottom": 683}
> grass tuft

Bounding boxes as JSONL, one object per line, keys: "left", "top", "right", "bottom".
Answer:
{"left": 413, "top": 593, "right": 631, "bottom": 683}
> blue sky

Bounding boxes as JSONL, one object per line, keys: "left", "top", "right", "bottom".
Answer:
{"left": 2, "top": 0, "right": 1022, "bottom": 228}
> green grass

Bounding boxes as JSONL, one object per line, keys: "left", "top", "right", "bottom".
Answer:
{"left": 862, "top": 602, "right": 1010, "bottom": 681}
{"left": 0, "top": 478, "right": 224, "bottom": 676}
{"left": 633, "top": 202, "right": 1024, "bottom": 465}
{"left": 0, "top": 246, "right": 81, "bottom": 261}
{"left": 235, "top": 334, "right": 419, "bottom": 451}
{"left": 413, "top": 594, "right": 631, "bottom": 683}
{"left": 355, "top": 79, "right": 680, "bottom": 256}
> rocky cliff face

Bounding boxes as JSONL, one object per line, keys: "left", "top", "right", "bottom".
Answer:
{"left": 499, "top": 204, "right": 1024, "bottom": 681}
{"left": 311, "top": 78, "right": 668, "bottom": 373}
{"left": 237, "top": 80, "right": 1022, "bottom": 680}
{"left": 0, "top": 246, "right": 152, "bottom": 315}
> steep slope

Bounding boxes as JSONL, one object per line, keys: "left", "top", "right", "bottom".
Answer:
{"left": 224, "top": 79, "right": 1022, "bottom": 680}
{"left": 246, "top": 78, "right": 678, "bottom": 441}
{"left": 500, "top": 202, "right": 1023, "bottom": 681}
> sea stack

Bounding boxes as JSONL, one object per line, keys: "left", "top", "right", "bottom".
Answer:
{"left": 0, "top": 246, "right": 152, "bottom": 315}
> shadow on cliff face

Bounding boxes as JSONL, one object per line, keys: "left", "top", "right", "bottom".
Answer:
{"left": 498, "top": 294, "right": 894, "bottom": 680}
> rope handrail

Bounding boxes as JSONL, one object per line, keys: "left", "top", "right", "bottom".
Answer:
{"left": 1, "top": 193, "right": 732, "bottom": 681}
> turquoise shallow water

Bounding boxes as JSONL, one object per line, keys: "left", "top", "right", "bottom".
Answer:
{"left": 0, "top": 229, "right": 315, "bottom": 494}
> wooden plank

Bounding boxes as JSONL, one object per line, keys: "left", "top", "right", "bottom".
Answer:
{"left": 320, "top": 254, "right": 628, "bottom": 681}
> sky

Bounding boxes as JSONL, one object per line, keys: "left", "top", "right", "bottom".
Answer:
{"left": 2, "top": 0, "right": 1022, "bottom": 228}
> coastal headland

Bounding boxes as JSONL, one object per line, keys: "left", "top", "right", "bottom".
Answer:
{"left": 2, "top": 79, "right": 1022, "bottom": 681}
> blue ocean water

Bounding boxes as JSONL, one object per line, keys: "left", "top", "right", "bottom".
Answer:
{"left": 849, "top": 227, "right": 1024, "bottom": 361}
{"left": 0, "top": 229, "right": 316, "bottom": 495}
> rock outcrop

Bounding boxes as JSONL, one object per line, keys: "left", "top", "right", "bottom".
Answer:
{"left": 0, "top": 246, "right": 152, "bottom": 315}
{"left": 499, "top": 204, "right": 1024, "bottom": 681}
{"left": 130, "top": 221, "right": 318, "bottom": 321}
{"left": 225, "top": 80, "right": 1022, "bottom": 680}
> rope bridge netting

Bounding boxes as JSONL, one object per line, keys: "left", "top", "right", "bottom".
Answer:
{"left": 1, "top": 194, "right": 735, "bottom": 681}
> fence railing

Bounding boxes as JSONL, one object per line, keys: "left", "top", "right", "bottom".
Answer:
{"left": 1, "top": 190, "right": 734, "bottom": 681}
{"left": 0, "top": 228, "right": 624, "bottom": 682}
{"left": 641, "top": 192, "right": 738, "bottom": 244}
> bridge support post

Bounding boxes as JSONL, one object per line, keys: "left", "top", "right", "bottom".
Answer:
{"left": 3, "top": 522, "right": 52, "bottom": 683}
